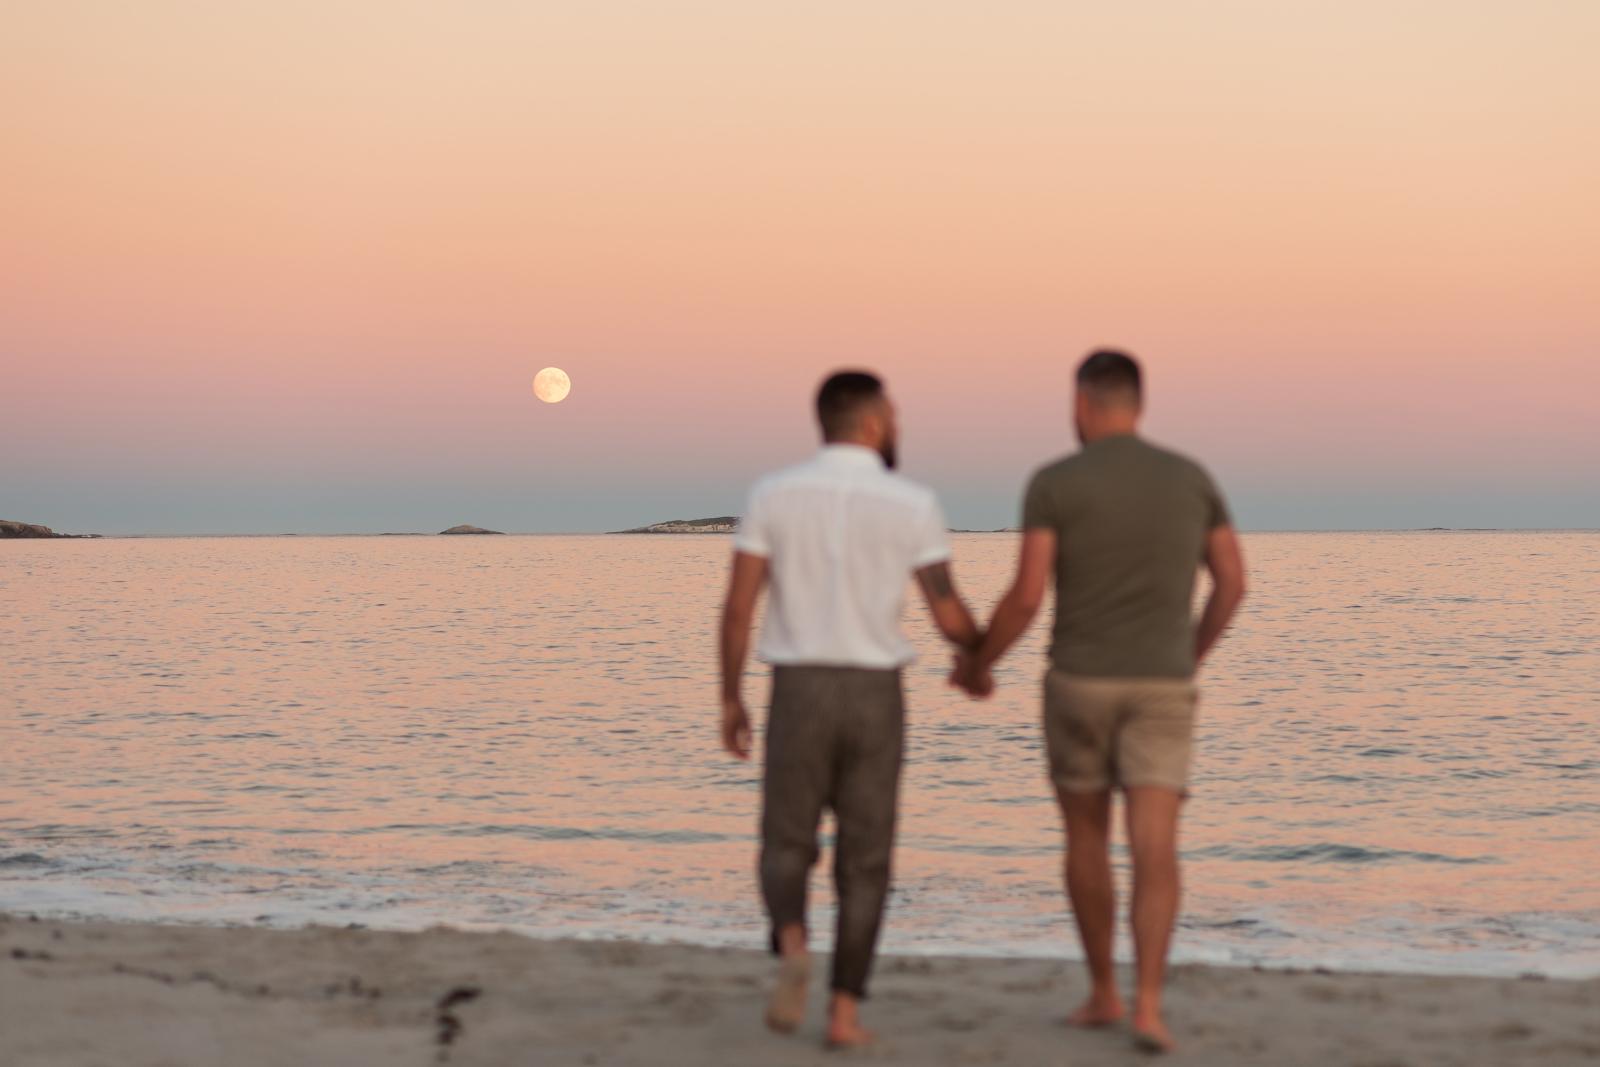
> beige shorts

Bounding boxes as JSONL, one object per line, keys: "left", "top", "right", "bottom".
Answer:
{"left": 1043, "top": 670, "right": 1199, "bottom": 793}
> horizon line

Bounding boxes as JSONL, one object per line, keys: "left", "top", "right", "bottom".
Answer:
{"left": 11, "top": 526, "right": 1599, "bottom": 540}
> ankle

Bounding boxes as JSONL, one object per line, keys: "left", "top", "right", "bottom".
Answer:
{"left": 777, "top": 924, "right": 808, "bottom": 957}
{"left": 1086, "top": 976, "right": 1122, "bottom": 1003}
{"left": 826, "top": 994, "right": 874, "bottom": 1047}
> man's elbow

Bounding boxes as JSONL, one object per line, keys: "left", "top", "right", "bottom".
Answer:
{"left": 1012, "top": 585, "right": 1046, "bottom": 618}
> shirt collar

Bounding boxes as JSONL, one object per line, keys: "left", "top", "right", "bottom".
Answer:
{"left": 818, "top": 443, "right": 887, "bottom": 470}
{"left": 1083, "top": 431, "right": 1140, "bottom": 451}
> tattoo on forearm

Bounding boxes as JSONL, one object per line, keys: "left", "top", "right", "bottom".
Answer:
{"left": 917, "top": 562, "right": 955, "bottom": 601}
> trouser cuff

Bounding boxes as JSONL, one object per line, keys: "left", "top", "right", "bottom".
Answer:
{"left": 830, "top": 971, "right": 870, "bottom": 1000}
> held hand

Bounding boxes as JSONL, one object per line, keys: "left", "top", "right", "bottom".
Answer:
{"left": 721, "top": 695, "right": 752, "bottom": 760}
{"left": 949, "top": 650, "right": 996, "bottom": 700}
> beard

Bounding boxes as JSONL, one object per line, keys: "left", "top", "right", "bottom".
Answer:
{"left": 878, "top": 438, "right": 898, "bottom": 470}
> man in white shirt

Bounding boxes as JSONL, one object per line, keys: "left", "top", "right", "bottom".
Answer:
{"left": 719, "top": 370, "right": 982, "bottom": 1049}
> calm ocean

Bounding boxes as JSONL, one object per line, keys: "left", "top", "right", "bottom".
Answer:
{"left": 3, "top": 532, "right": 1597, "bottom": 976}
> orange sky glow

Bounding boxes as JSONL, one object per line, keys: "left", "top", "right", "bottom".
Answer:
{"left": 3, "top": 2, "right": 1596, "bottom": 531}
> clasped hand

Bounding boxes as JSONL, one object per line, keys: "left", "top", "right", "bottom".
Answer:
{"left": 948, "top": 648, "right": 995, "bottom": 699}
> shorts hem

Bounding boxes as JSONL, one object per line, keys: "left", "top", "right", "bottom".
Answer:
{"left": 1117, "top": 778, "right": 1190, "bottom": 795}
{"left": 1052, "top": 777, "right": 1113, "bottom": 794}
{"left": 1054, "top": 775, "right": 1190, "bottom": 794}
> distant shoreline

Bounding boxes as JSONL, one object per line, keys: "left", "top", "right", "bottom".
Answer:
{"left": 5, "top": 528, "right": 1594, "bottom": 540}
{"left": 0, "top": 519, "right": 100, "bottom": 540}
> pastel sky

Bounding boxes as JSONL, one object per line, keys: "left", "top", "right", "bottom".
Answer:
{"left": 4, "top": 2, "right": 1597, "bottom": 533}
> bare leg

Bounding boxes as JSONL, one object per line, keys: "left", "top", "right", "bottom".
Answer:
{"left": 1059, "top": 788, "right": 1124, "bottom": 1027}
{"left": 766, "top": 923, "right": 811, "bottom": 1033}
{"left": 777, "top": 924, "right": 807, "bottom": 956}
{"left": 1125, "top": 786, "right": 1184, "bottom": 1053}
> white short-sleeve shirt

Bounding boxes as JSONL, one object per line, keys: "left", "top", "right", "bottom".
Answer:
{"left": 733, "top": 444, "right": 951, "bottom": 669}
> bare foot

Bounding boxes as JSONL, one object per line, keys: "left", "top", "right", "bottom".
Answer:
{"left": 825, "top": 993, "right": 875, "bottom": 1050}
{"left": 1131, "top": 1009, "right": 1175, "bottom": 1054}
{"left": 1068, "top": 993, "right": 1126, "bottom": 1028}
{"left": 825, "top": 1018, "right": 876, "bottom": 1050}
{"left": 765, "top": 952, "right": 811, "bottom": 1034}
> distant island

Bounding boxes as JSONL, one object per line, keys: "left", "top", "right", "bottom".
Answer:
{"left": 611, "top": 516, "right": 739, "bottom": 534}
{"left": 1, "top": 519, "right": 100, "bottom": 539}
{"left": 439, "top": 524, "right": 504, "bottom": 535}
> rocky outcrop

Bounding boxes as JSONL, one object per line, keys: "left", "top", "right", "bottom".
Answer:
{"left": 0, "top": 520, "right": 99, "bottom": 539}
{"left": 439, "top": 524, "right": 504, "bottom": 535}
{"left": 611, "top": 516, "right": 739, "bottom": 534}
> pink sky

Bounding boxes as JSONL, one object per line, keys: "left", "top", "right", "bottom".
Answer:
{"left": 3, "top": 3, "right": 1597, "bottom": 532}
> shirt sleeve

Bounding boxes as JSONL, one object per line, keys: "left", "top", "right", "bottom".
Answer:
{"left": 732, "top": 484, "right": 772, "bottom": 557}
{"left": 911, "top": 493, "right": 952, "bottom": 568}
{"left": 1021, "top": 467, "right": 1056, "bottom": 530}
{"left": 1200, "top": 468, "right": 1232, "bottom": 529}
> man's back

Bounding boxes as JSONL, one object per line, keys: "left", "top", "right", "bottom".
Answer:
{"left": 719, "top": 372, "right": 983, "bottom": 1045}
{"left": 962, "top": 350, "right": 1248, "bottom": 1055}
{"left": 736, "top": 444, "right": 948, "bottom": 669}
{"left": 1023, "top": 434, "right": 1230, "bottom": 678}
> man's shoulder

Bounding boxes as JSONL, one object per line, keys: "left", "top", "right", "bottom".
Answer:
{"left": 750, "top": 465, "right": 937, "bottom": 524}
{"left": 1028, "top": 451, "right": 1085, "bottom": 487}
{"left": 747, "top": 456, "right": 824, "bottom": 498}
{"left": 1138, "top": 438, "right": 1218, "bottom": 484}
{"left": 1027, "top": 439, "right": 1221, "bottom": 495}
{"left": 872, "top": 469, "right": 938, "bottom": 509}
{"left": 749, "top": 458, "right": 935, "bottom": 506}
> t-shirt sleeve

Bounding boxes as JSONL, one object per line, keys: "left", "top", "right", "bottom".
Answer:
{"left": 911, "top": 493, "right": 952, "bottom": 568}
{"left": 1200, "top": 468, "right": 1232, "bottom": 529}
{"left": 732, "top": 485, "right": 772, "bottom": 557}
{"left": 1021, "top": 467, "right": 1057, "bottom": 530}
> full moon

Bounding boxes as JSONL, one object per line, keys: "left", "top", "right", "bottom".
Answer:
{"left": 533, "top": 367, "right": 571, "bottom": 404}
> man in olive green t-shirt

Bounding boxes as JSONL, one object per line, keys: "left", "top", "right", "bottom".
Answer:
{"left": 959, "top": 350, "right": 1246, "bottom": 1055}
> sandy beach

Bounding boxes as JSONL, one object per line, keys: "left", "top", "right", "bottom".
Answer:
{"left": 3, "top": 915, "right": 1597, "bottom": 1066}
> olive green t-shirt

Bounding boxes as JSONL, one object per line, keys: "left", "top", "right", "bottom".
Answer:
{"left": 1022, "top": 434, "right": 1230, "bottom": 679}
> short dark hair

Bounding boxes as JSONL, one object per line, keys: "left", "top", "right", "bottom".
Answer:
{"left": 815, "top": 370, "right": 886, "bottom": 440}
{"left": 1076, "top": 348, "right": 1142, "bottom": 404}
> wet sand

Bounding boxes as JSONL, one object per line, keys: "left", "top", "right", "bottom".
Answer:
{"left": 4, "top": 914, "right": 1598, "bottom": 1066}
